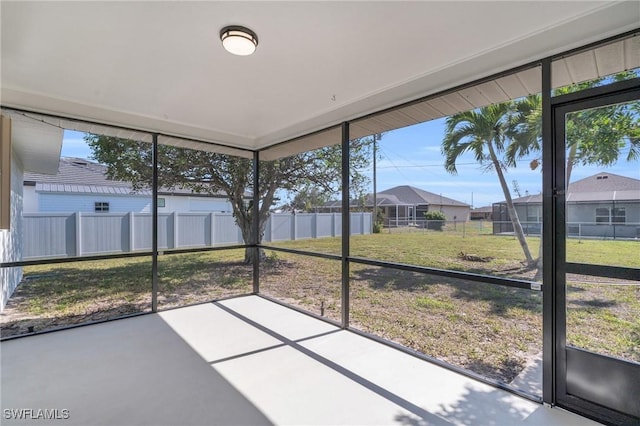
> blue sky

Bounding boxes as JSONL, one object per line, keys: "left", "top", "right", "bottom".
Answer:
{"left": 363, "top": 118, "right": 638, "bottom": 207}
{"left": 62, "top": 116, "right": 639, "bottom": 208}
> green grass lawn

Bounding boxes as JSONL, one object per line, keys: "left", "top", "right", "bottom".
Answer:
{"left": 264, "top": 228, "right": 639, "bottom": 381}
{"left": 1, "top": 249, "right": 252, "bottom": 336}
{"left": 270, "top": 226, "right": 639, "bottom": 271}
{"left": 2, "top": 227, "right": 638, "bottom": 389}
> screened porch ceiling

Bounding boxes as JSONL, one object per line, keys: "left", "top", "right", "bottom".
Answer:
{"left": 1, "top": 2, "right": 639, "bottom": 160}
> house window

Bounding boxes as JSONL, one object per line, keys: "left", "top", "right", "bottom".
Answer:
{"left": 595, "top": 207, "right": 610, "bottom": 224}
{"left": 158, "top": 198, "right": 166, "bottom": 208}
{"left": 612, "top": 207, "right": 626, "bottom": 223}
{"left": 526, "top": 206, "right": 541, "bottom": 223}
{"left": 95, "top": 202, "right": 110, "bottom": 213}
{"left": 595, "top": 207, "right": 626, "bottom": 224}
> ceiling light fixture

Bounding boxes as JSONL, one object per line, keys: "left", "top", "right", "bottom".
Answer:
{"left": 220, "top": 26, "right": 258, "bottom": 56}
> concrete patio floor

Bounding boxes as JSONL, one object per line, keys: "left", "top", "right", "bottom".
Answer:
{"left": 1, "top": 295, "right": 600, "bottom": 425}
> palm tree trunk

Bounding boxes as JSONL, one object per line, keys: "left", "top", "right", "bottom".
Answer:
{"left": 487, "top": 142, "right": 535, "bottom": 265}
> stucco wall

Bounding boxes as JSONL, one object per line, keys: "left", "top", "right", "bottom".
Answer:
{"left": 444, "top": 205, "right": 470, "bottom": 222}
{"left": 1, "top": 152, "right": 24, "bottom": 311}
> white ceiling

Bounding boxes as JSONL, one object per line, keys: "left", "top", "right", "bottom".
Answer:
{"left": 2, "top": 1, "right": 639, "bottom": 153}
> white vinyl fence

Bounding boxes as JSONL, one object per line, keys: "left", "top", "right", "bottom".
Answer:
{"left": 23, "top": 212, "right": 372, "bottom": 259}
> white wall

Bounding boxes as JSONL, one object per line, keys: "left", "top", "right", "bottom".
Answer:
{"left": 39, "top": 193, "right": 152, "bottom": 213}
{"left": 187, "top": 196, "right": 232, "bottom": 212}
{"left": 159, "top": 195, "right": 189, "bottom": 213}
{"left": 1, "top": 153, "right": 24, "bottom": 311}
{"left": 33, "top": 192, "right": 232, "bottom": 214}
{"left": 157, "top": 195, "right": 233, "bottom": 213}
{"left": 23, "top": 184, "right": 38, "bottom": 212}
{"left": 433, "top": 205, "right": 470, "bottom": 222}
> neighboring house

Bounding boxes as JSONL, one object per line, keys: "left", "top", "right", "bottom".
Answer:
{"left": 470, "top": 206, "right": 493, "bottom": 221}
{"left": 320, "top": 185, "right": 470, "bottom": 226}
{"left": 1, "top": 114, "right": 62, "bottom": 311}
{"left": 493, "top": 172, "right": 640, "bottom": 239}
{"left": 24, "top": 157, "right": 237, "bottom": 214}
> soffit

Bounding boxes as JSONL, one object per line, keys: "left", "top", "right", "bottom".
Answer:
{"left": 7, "top": 114, "right": 63, "bottom": 174}
{"left": 275, "top": 34, "right": 640, "bottom": 160}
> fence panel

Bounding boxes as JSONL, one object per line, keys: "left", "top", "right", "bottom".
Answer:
{"left": 23, "top": 213, "right": 75, "bottom": 258}
{"left": 133, "top": 213, "right": 152, "bottom": 251}
{"left": 213, "top": 213, "right": 243, "bottom": 245}
{"left": 350, "top": 212, "right": 368, "bottom": 235}
{"left": 80, "top": 213, "right": 129, "bottom": 255}
{"left": 334, "top": 214, "right": 343, "bottom": 236}
{"left": 270, "top": 214, "right": 293, "bottom": 241}
{"left": 23, "top": 212, "right": 371, "bottom": 259}
{"left": 295, "top": 214, "right": 314, "bottom": 239}
{"left": 362, "top": 212, "right": 372, "bottom": 234}
{"left": 316, "top": 214, "right": 335, "bottom": 237}
{"left": 177, "top": 213, "right": 209, "bottom": 248}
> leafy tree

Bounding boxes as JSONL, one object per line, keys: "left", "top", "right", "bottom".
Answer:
{"left": 509, "top": 73, "right": 640, "bottom": 184}
{"left": 424, "top": 210, "right": 446, "bottom": 231}
{"left": 371, "top": 208, "right": 383, "bottom": 233}
{"left": 443, "top": 102, "right": 535, "bottom": 265}
{"left": 283, "top": 187, "right": 331, "bottom": 212}
{"left": 507, "top": 73, "right": 639, "bottom": 278}
{"left": 86, "top": 135, "right": 375, "bottom": 263}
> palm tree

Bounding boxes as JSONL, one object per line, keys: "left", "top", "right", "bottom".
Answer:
{"left": 443, "top": 102, "right": 535, "bottom": 266}
{"left": 509, "top": 72, "right": 640, "bottom": 185}
{"left": 507, "top": 85, "right": 639, "bottom": 278}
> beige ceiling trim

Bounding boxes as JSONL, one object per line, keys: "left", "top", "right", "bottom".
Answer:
{"left": 350, "top": 65, "right": 543, "bottom": 145}
{"left": 551, "top": 36, "right": 640, "bottom": 88}
{"left": 158, "top": 136, "right": 253, "bottom": 159}
{"left": 260, "top": 126, "right": 342, "bottom": 162}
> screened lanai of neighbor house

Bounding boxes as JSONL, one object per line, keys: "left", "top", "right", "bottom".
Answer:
{"left": 1, "top": 2, "right": 639, "bottom": 425}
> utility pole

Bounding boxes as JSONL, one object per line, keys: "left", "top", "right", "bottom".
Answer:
{"left": 372, "top": 133, "right": 382, "bottom": 226}
{"left": 373, "top": 136, "right": 377, "bottom": 217}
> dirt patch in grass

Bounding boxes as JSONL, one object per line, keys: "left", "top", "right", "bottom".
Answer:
{"left": 0, "top": 251, "right": 253, "bottom": 338}
{"left": 259, "top": 252, "right": 342, "bottom": 322}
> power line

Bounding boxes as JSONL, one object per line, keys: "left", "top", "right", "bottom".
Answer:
{"left": 377, "top": 146, "right": 412, "bottom": 181}
{"left": 374, "top": 158, "right": 540, "bottom": 169}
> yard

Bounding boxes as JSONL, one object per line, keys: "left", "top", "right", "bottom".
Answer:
{"left": 1, "top": 227, "right": 638, "bottom": 390}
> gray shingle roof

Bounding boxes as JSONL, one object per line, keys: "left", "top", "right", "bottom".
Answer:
{"left": 378, "top": 185, "right": 469, "bottom": 207}
{"left": 507, "top": 172, "right": 640, "bottom": 204}
{"left": 320, "top": 194, "right": 406, "bottom": 208}
{"left": 320, "top": 185, "right": 469, "bottom": 208}
{"left": 570, "top": 172, "right": 639, "bottom": 192}
{"left": 24, "top": 157, "right": 240, "bottom": 198}
{"left": 25, "top": 158, "right": 131, "bottom": 188}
